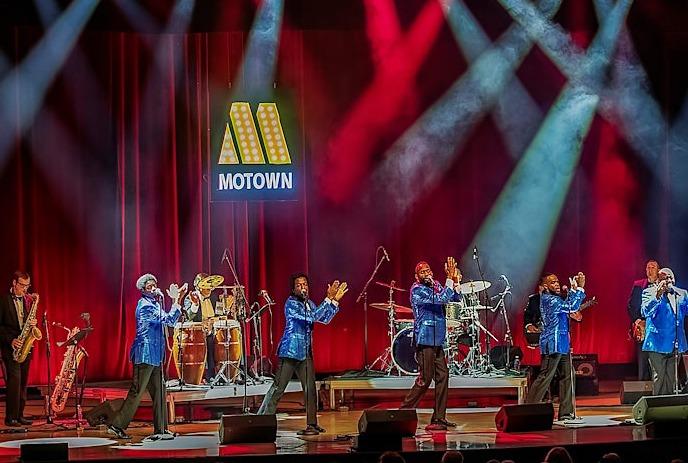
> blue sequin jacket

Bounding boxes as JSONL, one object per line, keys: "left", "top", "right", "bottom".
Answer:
{"left": 277, "top": 295, "right": 339, "bottom": 361}
{"left": 410, "top": 280, "right": 460, "bottom": 347}
{"left": 642, "top": 285, "right": 688, "bottom": 354}
{"left": 129, "top": 294, "right": 182, "bottom": 366}
{"left": 539, "top": 289, "right": 585, "bottom": 355}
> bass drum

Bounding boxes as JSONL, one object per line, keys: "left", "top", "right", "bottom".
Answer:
{"left": 392, "top": 327, "right": 419, "bottom": 375}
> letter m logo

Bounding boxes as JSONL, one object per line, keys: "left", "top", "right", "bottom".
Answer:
{"left": 217, "top": 102, "right": 292, "bottom": 165}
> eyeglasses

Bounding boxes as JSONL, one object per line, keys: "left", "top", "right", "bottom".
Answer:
{"left": 15, "top": 281, "right": 30, "bottom": 289}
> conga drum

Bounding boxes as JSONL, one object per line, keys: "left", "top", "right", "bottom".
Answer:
{"left": 171, "top": 321, "right": 207, "bottom": 384}
{"left": 213, "top": 319, "right": 242, "bottom": 381}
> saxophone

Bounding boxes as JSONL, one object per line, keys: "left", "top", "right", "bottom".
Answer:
{"left": 50, "top": 328, "right": 86, "bottom": 413}
{"left": 13, "top": 294, "right": 42, "bottom": 363}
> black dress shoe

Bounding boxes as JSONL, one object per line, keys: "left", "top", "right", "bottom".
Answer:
{"left": 17, "top": 417, "right": 33, "bottom": 426}
{"left": 297, "top": 425, "right": 319, "bottom": 436}
{"left": 425, "top": 422, "right": 447, "bottom": 431}
{"left": 312, "top": 424, "right": 326, "bottom": 433}
{"left": 438, "top": 418, "right": 457, "bottom": 427}
{"left": 106, "top": 424, "right": 131, "bottom": 440}
{"left": 4, "top": 419, "right": 21, "bottom": 427}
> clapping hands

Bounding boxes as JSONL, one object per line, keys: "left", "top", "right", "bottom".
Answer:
{"left": 326, "top": 280, "right": 349, "bottom": 302}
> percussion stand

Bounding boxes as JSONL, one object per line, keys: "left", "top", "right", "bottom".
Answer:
{"left": 356, "top": 247, "right": 388, "bottom": 369}
{"left": 472, "top": 248, "right": 496, "bottom": 373}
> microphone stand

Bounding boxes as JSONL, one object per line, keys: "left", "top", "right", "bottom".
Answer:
{"left": 473, "top": 247, "right": 493, "bottom": 372}
{"left": 220, "top": 248, "right": 251, "bottom": 413}
{"left": 357, "top": 247, "right": 388, "bottom": 369}
{"left": 43, "top": 310, "right": 54, "bottom": 424}
{"left": 492, "top": 280, "right": 514, "bottom": 374}
{"left": 671, "top": 287, "right": 681, "bottom": 395}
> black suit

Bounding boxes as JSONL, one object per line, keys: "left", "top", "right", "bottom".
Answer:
{"left": 627, "top": 278, "right": 651, "bottom": 380}
{"left": 0, "top": 294, "right": 33, "bottom": 421}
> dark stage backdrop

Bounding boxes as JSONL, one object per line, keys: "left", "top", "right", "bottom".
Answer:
{"left": 0, "top": 1, "right": 686, "bottom": 383}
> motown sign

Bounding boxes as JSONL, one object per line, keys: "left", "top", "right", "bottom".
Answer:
{"left": 211, "top": 102, "right": 298, "bottom": 201}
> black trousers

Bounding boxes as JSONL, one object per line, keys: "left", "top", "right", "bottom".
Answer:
{"left": 526, "top": 353, "right": 573, "bottom": 419}
{"left": 111, "top": 363, "right": 166, "bottom": 433}
{"left": 205, "top": 334, "right": 216, "bottom": 382}
{"left": 637, "top": 343, "right": 651, "bottom": 381}
{"left": 400, "top": 345, "right": 448, "bottom": 422}
{"left": 257, "top": 357, "right": 317, "bottom": 425}
{"left": 648, "top": 351, "right": 677, "bottom": 395}
{"left": 1, "top": 352, "right": 31, "bottom": 421}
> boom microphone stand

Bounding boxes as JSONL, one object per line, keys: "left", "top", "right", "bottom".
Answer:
{"left": 492, "top": 275, "right": 514, "bottom": 373}
{"left": 43, "top": 310, "right": 54, "bottom": 424}
{"left": 356, "top": 246, "right": 389, "bottom": 369}
{"left": 472, "top": 246, "right": 494, "bottom": 372}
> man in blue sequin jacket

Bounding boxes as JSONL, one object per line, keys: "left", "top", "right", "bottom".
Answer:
{"left": 107, "top": 274, "right": 187, "bottom": 440}
{"left": 258, "top": 273, "right": 347, "bottom": 436}
{"left": 641, "top": 267, "right": 688, "bottom": 395}
{"left": 400, "top": 257, "right": 462, "bottom": 431}
{"left": 526, "top": 272, "right": 586, "bottom": 421}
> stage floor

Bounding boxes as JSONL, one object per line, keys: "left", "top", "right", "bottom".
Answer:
{"left": 0, "top": 401, "right": 682, "bottom": 463}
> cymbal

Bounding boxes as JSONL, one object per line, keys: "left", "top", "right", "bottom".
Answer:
{"left": 370, "top": 302, "right": 413, "bottom": 314}
{"left": 460, "top": 280, "right": 491, "bottom": 293}
{"left": 197, "top": 274, "right": 225, "bottom": 290}
{"left": 375, "top": 281, "right": 407, "bottom": 292}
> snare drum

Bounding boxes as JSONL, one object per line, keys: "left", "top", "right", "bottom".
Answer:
{"left": 445, "top": 302, "right": 472, "bottom": 327}
{"left": 213, "top": 319, "right": 242, "bottom": 380}
{"left": 171, "top": 322, "right": 207, "bottom": 385}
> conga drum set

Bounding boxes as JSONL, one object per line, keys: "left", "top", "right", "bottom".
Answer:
{"left": 170, "top": 274, "right": 244, "bottom": 386}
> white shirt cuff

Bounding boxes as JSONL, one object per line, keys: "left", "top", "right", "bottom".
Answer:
{"left": 445, "top": 279, "right": 455, "bottom": 290}
{"left": 325, "top": 297, "right": 339, "bottom": 307}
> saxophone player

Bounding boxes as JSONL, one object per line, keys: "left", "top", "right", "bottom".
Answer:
{"left": 0, "top": 271, "right": 40, "bottom": 427}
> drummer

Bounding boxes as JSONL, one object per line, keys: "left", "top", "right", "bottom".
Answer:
{"left": 184, "top": 273, "right": 234, "bottom": 383}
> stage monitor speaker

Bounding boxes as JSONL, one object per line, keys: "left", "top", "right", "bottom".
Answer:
{"left": 353, "top": 409, "right": 418, "bottom": 452}
{"left": 621, "top": 381, "right": 654, "bottom": 405}
{"left": 20, "top": 442, "right": 68, "bottom": 462}
{"left": 219, "top": 414, "right": 276, "bottom": 444}
{"left": 84, "top": 398, "right": 124, "bottom": 427}
{"left": 633, "top": 394, "right": 688, "bottom": 425}
{"left": 572, "top": 353, "right": 598, "bottom": 377}
{"left": 495, "top": 403, "right": 554, "bottom": 432}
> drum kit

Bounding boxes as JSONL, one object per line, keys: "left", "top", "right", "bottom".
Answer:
{"left": 169, "top": 274, "right": 272, "bottom": 388}
{"left": 368, "top": 279, "right": 506, "bottom": 377}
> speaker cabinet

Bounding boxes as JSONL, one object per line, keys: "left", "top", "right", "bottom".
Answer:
{"left": 495, "top": 403, "right": 554, "bottom": 432}
{"left": 633, "top": 394, "right": 688, "bottom": 425}
{"left": 621, "top": 381, "right": 654, "bottom": 405}
{"left": 20, "top": 443, "right": 68, "bottom": 462}
{"left": 353, "top": 409, "right": 418, "bottom": 452}
{"left": 84, "top": 398, "right": 124, "bottom": 426}
{"left": 219, "top": 414, "right": 277, "bottom": 444}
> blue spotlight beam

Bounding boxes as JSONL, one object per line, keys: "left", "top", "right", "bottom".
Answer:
{"left": 367, "top": 0, "right": 561, "bottom": 217}
{"left": 467, "top": 0, "right": 633, "bottom": 296}
{"left": 0, "top": 0, "right": 99, "bottom": 165}
{"left": 443, "top": 0, "right": 544, "bottom": 158}
{"left": 235, "top": 0, "right": 285, "bottom": 98}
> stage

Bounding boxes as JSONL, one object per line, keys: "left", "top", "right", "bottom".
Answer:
{"left": 0, "top": 401, "right": 685, "bottom": 463}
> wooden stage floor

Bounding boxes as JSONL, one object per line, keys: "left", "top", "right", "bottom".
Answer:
{"left": 0, "top": 398, "right": 685, "bottom": 463}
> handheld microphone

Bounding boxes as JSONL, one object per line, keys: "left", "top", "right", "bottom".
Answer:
{"left": 380, "top": 246, "right": 390, "bottom": 262}
{"left": 154, "top": 288, "right": 164, "bottom": 298}
{"left": 472, "top": 246, "right": 478, "bottom": 260}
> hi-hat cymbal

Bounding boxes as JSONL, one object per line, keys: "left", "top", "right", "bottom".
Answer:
{"left": 370, "top": 302, "right": 413, "bottom": 314}
{"left": 375, "top": 281, "right": 407, "bottom": 292}
{"left": 460, "top": 280, "right": 491, "bottom": 293}
{"left": 197, "top": 274, "right": 225, "bottom": 290}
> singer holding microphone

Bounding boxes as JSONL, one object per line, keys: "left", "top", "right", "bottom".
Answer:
{"left": 106, "top": 273, "right": 187, "bottom": 440}
{"left": 525, "top": 272, "right": 586, "bottom": 421}
{"left": 257, "top": 273, "right": 347, "bottom": 435}
{"left": 641, "top": 267, "right": 688, "bottom": 395}
{"left": 400, "top": 258, "right": 462, "bottom": 431}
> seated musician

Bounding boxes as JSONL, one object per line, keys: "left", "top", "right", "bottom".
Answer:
{"left": 183, "top": 273, "right": 234, "bottom": 383}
